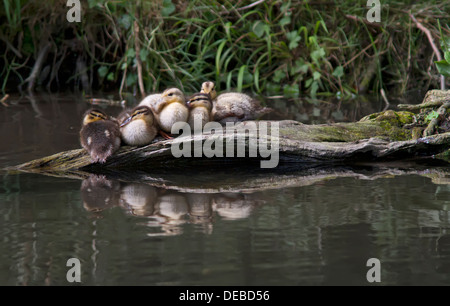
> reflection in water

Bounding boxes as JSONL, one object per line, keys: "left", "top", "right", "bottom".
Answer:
{"left": 81, "top": 175, "right": 121, "bottom": 212}
{"left": 213, "top": 193, "right": 259, "bottom": 220}
{"left": 120, "top": 183, "right": 158, "bottom": 216}
{"left": 80, "top": 175, "right": 263, "bottom": 236}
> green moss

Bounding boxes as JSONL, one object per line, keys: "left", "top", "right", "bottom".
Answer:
{"left": 359, "top": 110, "right": 415, "bottom": 126}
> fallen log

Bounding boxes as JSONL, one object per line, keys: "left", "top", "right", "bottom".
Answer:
{"left": 7, "top": 90, "right": 450, "bottom": 174}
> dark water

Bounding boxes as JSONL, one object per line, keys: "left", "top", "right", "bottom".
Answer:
{"left": 1, "top": 93, "right": 450, "bottom": 286}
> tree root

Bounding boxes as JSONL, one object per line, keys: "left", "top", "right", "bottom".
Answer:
{"left": 423, "top": 102, "right": 450, "bottom": 137}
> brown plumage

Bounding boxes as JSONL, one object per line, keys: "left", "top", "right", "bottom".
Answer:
{"left": 200, "top": 81, "right": 272, "bottom": 124}
{"left": 80, "top": 109, "right": 121, "bottom": 163}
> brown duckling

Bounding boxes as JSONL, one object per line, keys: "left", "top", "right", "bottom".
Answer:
{"left": 200, "top": 81, "right": 272, "bottom": 124}
{"left": 119, "top": 105, "right": 157, "bottom": 146}
{"left": 80, "top": 109, "right": 121, "bottom": 163}
{"left": 186, "top": 92, "right": 212, "bottom": 132}
{"left": 151, "top": 88, "right": 188, "bottom": 138}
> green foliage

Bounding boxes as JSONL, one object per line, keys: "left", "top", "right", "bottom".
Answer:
{"left": 435, "top": 20, "right": 450, "bottom": 77}
{"left": 0, "top": 0, "right": 448, "bottom": 99}
{"left": 425, "top": 110, "right": 440, "bottom": 123}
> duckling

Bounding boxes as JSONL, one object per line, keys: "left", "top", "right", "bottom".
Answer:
{"left": 151, "top": 87, "right": 188, "bottom": 138}
{"left": 119, "top": 105, "right": 157, "bottom": 146}
{"left": 200, "top": 81, "right": 272, "bottom": 124}
{"left": 80, "top": 109, "right": 121, "bottom": 163}
{"left": 138, "top": 93, "right": 161, "bottom": 110}
{"left": 186, "top": 92, "right": 212, "bottom": 132}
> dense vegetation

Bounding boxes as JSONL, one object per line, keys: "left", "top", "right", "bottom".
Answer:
{"left": 0, "top": 0, "right": 449, "bottom": 101}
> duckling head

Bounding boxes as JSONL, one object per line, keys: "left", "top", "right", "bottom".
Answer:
{"left": 153, "top": 88, "right": 186, "bottom": 114}
{"left": 120, "top": 105, "right": 154, "bottom": 128}
{"left": 186, "top": 93, "right": 212, "bottom": 111}
{"left": 82, "top": 109, "right": 109, "bottom": 126}
{"left": 200, "top": 81, "right": 217, "bottom": 100}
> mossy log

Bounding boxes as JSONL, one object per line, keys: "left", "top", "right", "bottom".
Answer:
{"left": 7, "top": 89, "right": 450, "bottom": 174}
{"left": 7, "top": 111, "right": 450, "bottom": 174}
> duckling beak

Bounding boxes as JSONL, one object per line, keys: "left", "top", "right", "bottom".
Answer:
{"left": 120, "top": 116, "right": 132, "bottom": 127}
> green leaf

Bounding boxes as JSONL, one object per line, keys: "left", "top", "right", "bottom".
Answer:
{"left": 140, "top": 49, "right": 149, "bottom": 62}
{"left": 332, "top": 66, "right": 344, "bottom": 78}
{"left": 272, "top": 69, "right": 285, "bottom": 83}
{"left": 162, "top": 0, "right": 175, "bottom": 17}
{"left": 291, "top": 59, "right": 309, "bottom": 75}
{"left": 252, "top": 21, "right": 265, "bottom": 38}
{"left": 283, "top": 84, "right": 299, "bottom": 98}
{"left": 310, "top": 48, "right": 325, "bottom": 64}
{"left": 279, "top": 14, "right": 291, "bottom": 27}
{"left": 126, "top": 73, "right": 137, "bottom": 86}
{"left": 98, "top": 66, "right": 108, "bottom": 78}
{"left": 435, "top": 60, "right": 450, "bottom": 77}
{"left": 237, "top": 65, "right": 246, "bottom": 92}
{"left": 107, "top": 72, "right": 114, "bottom": 81}
{"left": 425, "top": 110, "right": 440, "bottom": 123}
{"left": 313, "top": 71, "right": 321, "bottom": 81}
{"left": 280, "top": 1, "right": 290, "bottom": 12}
{"left": 286, "top": 31, "right": 301, "bottom": 50}
{"left": 126, "top": 48, "right": 135, "bottom": 58}
{"left": 445, "top": 51, "right": 450, "bottom": 63}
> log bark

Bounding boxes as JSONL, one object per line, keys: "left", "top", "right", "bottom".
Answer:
{"left": 7, "top": 90, "right": 450, "bottom": 175}
{"left": 8, "top": 115, "right": 450, "bottom": 173}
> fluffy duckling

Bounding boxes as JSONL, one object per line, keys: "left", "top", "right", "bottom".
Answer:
{"left": 200, "top": 81, "right": 272, "bottom": 124}
{"left": 138, "top": 93, "right": 161, "bottom": 110}
{"left": 80, "top": 109, "right": 121, "bottom": 163}
{"left": 186, "top": 92, "right": 212, "bottom": 132}
{"left": 119, "top": 105, "right": 157, "bottom": 146}
{"left": 151, "top": 88, "right": 188, "bottom": 138}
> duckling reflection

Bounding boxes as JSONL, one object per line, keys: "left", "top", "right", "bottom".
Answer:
{"left": 81, "top": 174, "right": 121, "bottom": 212}
{"left": 119, "top": 183, "right": 158, "bottom": 216}
{"left": 186, "top": 193, "right": 214, "bottom": 234}
{"left": 186, "top": 193, "right": 213, "bottom": 222}
{"left": 212, "top": 193, "right": 261, "bottom": 220}
{"left": 154, "top": 192, "right": 189, "bottom": 224}
{"left": 145, "top": 192, "right": 189, "bottom": 236}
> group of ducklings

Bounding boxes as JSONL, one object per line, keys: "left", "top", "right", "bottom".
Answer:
{"left": 80, "top": 81, "right": 272, "bottom": 163}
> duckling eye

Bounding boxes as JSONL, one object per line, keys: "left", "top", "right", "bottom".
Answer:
{"left": 168, "top": 93, "right": 174, "bottom": 97}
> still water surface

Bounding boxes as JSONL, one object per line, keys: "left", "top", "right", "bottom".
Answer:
{"left": 1, "top": 93, "right": 450, "bottom": 286}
